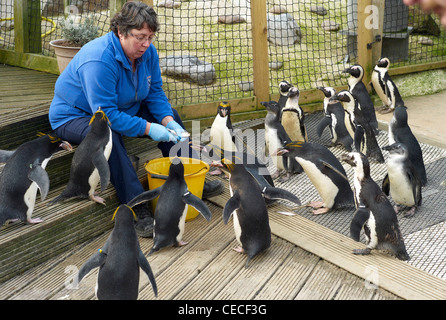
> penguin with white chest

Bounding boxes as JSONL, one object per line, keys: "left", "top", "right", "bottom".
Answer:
{"left": 128, "top": 158, "right": 212, "bottom": 254}
{"left": 50, "top": 108, "right": 112, "bottom": 205}
{"left": 371, "top": 57, "right": 404, "bottom": 114}
{"left": 382, "top": 142, "right": 422, "bottom": 217}
{"left": 389, "top": 105, "right": 427, "bottom": 186}
{"left": 75, "top": 205, "right": 157, "bottom": 300}
{"left": 214, "top": 157, "right": 301, "bottom": 267}
{"left": 331, "top": 90, "right": 384, "bottom": 163}
{"left": 343, "top": 64, "right": 379, "bottom": 133}
{"left": 0, "top": 133, "right": 72, "bottom": 227}
{"left": 342, "top": 152, "right": 410, "bottom": 261}
{"left": 209, "top": 101, "right": 237, "bottom": 175}
{"left": 316, "top": 86, "right": 354, "bottom": 151}
{"left": 276, "top": 141, "right": 354, "bottom": 214}
{"left": 278, "top": 80, "right": 293, "bottom": 109}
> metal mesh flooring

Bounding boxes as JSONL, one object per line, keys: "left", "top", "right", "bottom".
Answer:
{"left": 222, "top": 112, "right": 446, "bottom": 280}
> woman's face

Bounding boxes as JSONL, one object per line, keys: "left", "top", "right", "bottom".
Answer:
{"left": 118, "top": 23, "right": 156, "bottom": 64}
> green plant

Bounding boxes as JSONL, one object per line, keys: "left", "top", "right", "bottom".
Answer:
{"left": 59, "top": 15, "right": 99, "bottom": 47}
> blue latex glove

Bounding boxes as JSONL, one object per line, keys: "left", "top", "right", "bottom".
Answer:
{"left": 166, "top": 120, "right": 188, "bottom": 142}
{"left": 148, "top": 123, "right": 177, "bottom": 143}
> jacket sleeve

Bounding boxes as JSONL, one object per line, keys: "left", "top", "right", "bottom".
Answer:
{"left": 77, "top": 60, "right": 148, "bottom": 137}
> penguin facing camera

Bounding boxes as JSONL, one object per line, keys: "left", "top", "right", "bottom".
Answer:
{"left": 0, "top": 133, "right": 72, "bottom": 227}
{"left": 330, "top": 90, "right": 384, "bottom": 163}
{"left": 382, "top": 142, "right": 422, "bottom": 217}
{"left": 342, "top": 152, "right": 410, "bottom": 261}
{"left": 128, "top": 158, "right": 212, "bottom": 254}
{"left": 213, "top": 157, "right": 301, "bottom": 267}
{"left": 209, "top": 101, "right": 237, "bottom": 176}
{"left": 389, "top": 105, "right": 427, "bottom": 186}
{"left": 275, "top": 141, "right": 354, "bottom": 215}
{"left": 371, "top": 57, "right": 404, "bottom": 114}
{"left": 316, "top": 86, "right": 354, "bottom": 151}
{"left": 261, "top": 100, "right": 294, "bottom": 181}
{"left": 343, "top": 64, "right": 379, "bottom": 133}
{"left": 75, "top": 205, "right": 157, "bottom": 300}
{"left": 278, "top": 80, "right": 293, "bottom": 110}
{"left": 50, "top": 108, "right": 112, "bottom": 205}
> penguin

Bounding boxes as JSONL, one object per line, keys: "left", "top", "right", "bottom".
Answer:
{"left": 343, "top": 64, "right": 379, "bottom": 133}
{"left": 75, "top": 205, "right": 157, "bottom": 300}
{"left": 0, "top": 133, "right": 72, "bottom": 227}
{"left": 50, "top": 108, "right": 113, "bottom": 205}
{"left": 261, "top": 100, "right": 293, "bottom": 181}
{"left": 389, "top": 105, "right": 427, "bottom": 186}
{"left": 278, "top": 80, "right": 293, "bottom": 110}
{"left": 382, "top": 142, "right": 422, "bottom": 217}
{"left": 342, "top": 152, "right": 410, "bottom": 261}
{"left": 128, "top": 158, "right": 212, "bottom": 254}
{"left": 275, "top": 141, "right": 354, "bottom": 214}
{"left": 281, "top": 86, "right": 308, "bottom": 143}
{"left": 209, "top": 101, "right": 237, "bottom": 175}
{"left": 214, "top": 157, "right": 301, "bottom": 267}
{"left": 316, "top": 86, "right": 354, "bottom": 151}
{"left": 330, "top": 90, "right": 384, "bottom": 163}
{"left": 371, "top": 57, "right": 404, "bottom": 114}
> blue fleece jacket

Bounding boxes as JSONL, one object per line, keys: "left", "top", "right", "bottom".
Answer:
{"left": 49, "top": 31, "right": 173, "bottom": 137}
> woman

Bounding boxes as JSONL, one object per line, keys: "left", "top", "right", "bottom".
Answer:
{"left": 49, "top": 1, "right": 222, "bottom": 236}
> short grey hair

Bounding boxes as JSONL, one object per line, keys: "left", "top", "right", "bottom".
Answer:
{"left": 110, "top": 1, "right": 159, "bottom": 37}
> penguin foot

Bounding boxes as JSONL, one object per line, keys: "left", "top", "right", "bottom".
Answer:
{"left": 176, "top": 240, "right": 189, "bottom": 247}
{"left": 233, "top": 246, "right": 245, "bottom": 254}
{"left": 352, "top": 247, "right": 371, "bottom": 256}
{"left": 5, "top": 218, "right": 20, "bottom": 225}
{"left": 378, "top": 106, "right": 393, "bottom": 114}
{"left": 26, "top": 217, "right": 43, "bottom": 224}
{"left": 90, "top": 193, "right": 106, "bottom": 205}
{"left": 312, "top": 207, "right": 330, "bottom": 215}
{"left": 278, "top": 173, "right": 291, "bottom": 183}
{"left": 271, "top": 170, "right": 281, "bottom": 180}
{"left": 393, "top": 204, "right": 400, "bottom": 213}
{"left": 404, "top": 207, "right": 417, "bottom": 218}
{"left": 209, "top": 168, "right": 223, "bottom": 176}
{"left": 308, "top": 201, "right": 324, "bottom": 209}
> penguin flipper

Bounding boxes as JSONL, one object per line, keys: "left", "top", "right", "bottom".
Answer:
{"left": 382, "top": 174, "right": 390, "bottom": 196}
{"left": 28, "top": 164, "right": 50, "bottom": 201}
{"left": 321, "top": 160, "right": 349, "bottom": 181}
{"left": 0, "top": 150, "right": 15, "bottom": 163}
{"left": 262, "top": 186, "right": 301, "bottom": 206}
{"left": 76, "top": 249, "right": 107, "bottom": 284}
{"left": 316, "top": 116, "right": 332, "bottom": 138}
{"left": 182, "top": 191, "right": 212, "bottom": 221}
{"left": 127, "top": 187, "right": 162, "bottom": 207}
{"left": 92, "top": 150, "right": 110, "bottom": 192}
{"left": 138, "top": 247, "right": 158, "bottom": 297}
{"left": 223, "top": 191, "right": 241, "bottom": 224}
{"left": 354, "top": 125, "right": 365, "bottom": 153}
{"left": 350, "top": 206, "right": 370, "bottom": 242}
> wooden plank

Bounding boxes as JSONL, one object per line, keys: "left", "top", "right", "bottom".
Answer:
{"left": 357, "top": 0, "right": 374, "bottom": 88}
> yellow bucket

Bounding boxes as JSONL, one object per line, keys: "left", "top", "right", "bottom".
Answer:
{"left": 145, "top": 157, "right": 210, "bottom": 221}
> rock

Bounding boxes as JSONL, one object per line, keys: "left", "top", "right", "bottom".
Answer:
{"left": 218, "top": 15, "right": 246, "bottom": 24}
{"left": 270, "top": 5, "right": 287, "bottom": 14}
{"left": 321, "top": 20, "right": 340, "bottom": 31}
{"left": 269, "top": 61, "right": 283, "bottom": 70}
{"left": 418, "top": 37, "right": 434, "bottom": 45}
{"left": 409, "top": 7, "right": 441, "bottom": 36}
{"left": 238, "top": 81, "right": 254, "bottom": 91}
{"left": 310, "top": 5, "right": 327, "bottom": 16}
{"left": 267, "top": 13, "right": 302, "bottom": 46}
{"left": 157, "top": 0, "right": 182, "bottom": 9}
{"left": 0, "top": 20, "right": 14, "bottom": 32}
{"left": 160, "top": 55, "right": 216, "bottom": 85}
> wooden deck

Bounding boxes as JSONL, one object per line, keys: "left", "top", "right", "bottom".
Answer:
{"left": 0, "top": 64, "right": 445, "bottom": 301}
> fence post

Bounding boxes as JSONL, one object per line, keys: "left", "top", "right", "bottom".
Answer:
{"left": 250, "top": 0, "right": 270, "bottom": 107}
{"left": 110, "top": 0, "right": 127, "bottom": 19}
{"left": 371, "top": 0, "right": 385, "bottom": 64}
{"left": 357, "top": 0, "right": 374, "bottom": 88}
{"left": 13, "top": 0, "right": 41, "bottom": 53}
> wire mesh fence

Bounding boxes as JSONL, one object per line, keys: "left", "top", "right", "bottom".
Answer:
{"left": 1, "top": 0, "right": 445, "bottom": 106}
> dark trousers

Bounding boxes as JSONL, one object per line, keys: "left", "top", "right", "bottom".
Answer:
{"left": 54, "top": 107, "right": 197, "bottom": 204}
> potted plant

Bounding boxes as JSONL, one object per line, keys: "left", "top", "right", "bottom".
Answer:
{"left": 50, "top": 15, "right": 99, "bottom": 73}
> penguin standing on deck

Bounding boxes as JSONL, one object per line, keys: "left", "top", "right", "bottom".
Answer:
{"left": 209, "top": 101, "right": 237, "bottom": 175}
{"left": 0, "top": 134, "right": 72, "bottom": 227}
{"left": 371, "top": 57, "right": 404, "bottom": 114}
{"left": 389, "top": 105, "right": 427, "bottom": 186}
{"left": 275, "top": 141, "right": 354, "bottom": 214}
{"left": 261, "top": 100, "right": 293, "bottom": 181}
{"left": 382, "top": 142, "right": 422, "bottom": 217}
{"left": 342, "top": 152, "right": 410, "bottom": 261}
{"left": 316, "top": 86, "right": 354, "bottom": 151}
{"left": 331, "top": 90, "right": 384, "bottom": 163}
{"left": 75, "top": 205, "right": 157, "bottom": 300}
{"left": 343, "top": 64, "right": 379, "bottom": 133}
{"left": 128, "top": 158, "right": 212, "bottom": 254}
{"left": 278, "top": 80, "right": 293, "bottom": 109}
{"left": 50, "top": 108, "right": 112, "bottom": 205}
{"left": 213, "top": 157, "right": 301, "bottom": 267}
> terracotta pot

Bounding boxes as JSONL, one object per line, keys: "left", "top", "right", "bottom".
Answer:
{"left": 50, "top": 39, "right": 81, "bottom": 73}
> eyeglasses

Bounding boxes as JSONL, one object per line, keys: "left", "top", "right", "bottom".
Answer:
{"left": 129, "top": 32, "right": 156, "bottom": 43}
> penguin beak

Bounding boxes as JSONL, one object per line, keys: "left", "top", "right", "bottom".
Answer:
{"left": 272, "top": 147, "right": 289, "bottom": 156}
{"left": 342, "top": 68, "right": 351, "bottom": 74}
{"left": 329, "top": 94, "right": 339, "bottom": 102}
{"left": 60, "top": 141, "right": 73, "bottom": 152}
